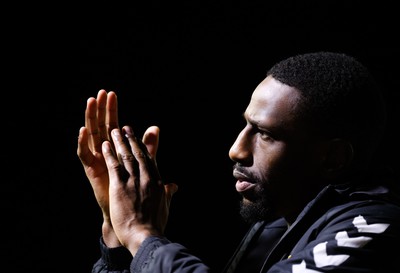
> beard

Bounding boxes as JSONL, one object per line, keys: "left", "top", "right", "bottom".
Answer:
{"left": 239, "top": 188, "right": 277, "bottom": 224}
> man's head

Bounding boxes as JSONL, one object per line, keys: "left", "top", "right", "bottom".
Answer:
{"left": 229, "top": 52, "right": 387, "bottom": 224}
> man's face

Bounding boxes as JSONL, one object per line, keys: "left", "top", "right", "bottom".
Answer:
{"left": 229, "top": 76, "right": 326, "bottom": 224}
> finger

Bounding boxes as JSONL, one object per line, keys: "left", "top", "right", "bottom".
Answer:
{"left": 106, "top": 91, "right": 119, "bottom": 138}
{"left": 123, "top": 126, "right": 161, "bottom": 184}
{"left": 77, "top": 126, "right": 94, "bottom": 167}
{"left": 123, "top": 126, "right": 150, "bottom": 161}
{"left": 142, "top": 126, "right": 160, "bottom": 160}
{"left": 110, "top": 128, "right": 138, "bottom": 176}
{"left": 96, "top": 89, "right": 108, "bottom": 142}
{"left": 164, "top": 183, "right": 178, "bottom": 199}
{"left": 85, "top": 96, "right": 101, "bottom": 152}
{"left": 102, "top": 140, "right": 124, "bottom": 189}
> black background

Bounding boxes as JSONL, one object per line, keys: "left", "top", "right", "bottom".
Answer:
{"left": 5, "top": 1, "right": 399, "bottom": 272}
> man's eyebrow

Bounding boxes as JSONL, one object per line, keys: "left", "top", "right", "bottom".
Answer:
{"left": 242, "top": 112, "right": 252, "bottom": 123}
{"left": 242, "top": 112, "right": 261, "bottom": 127}
{"left": 242, "top": 111, "right": 292, "bottom": 139}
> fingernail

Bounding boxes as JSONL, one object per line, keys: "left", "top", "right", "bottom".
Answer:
{"left": 125, "top": 126, "right": 133, "bottom": 135}
{"left": 112, "top": 129, "right": 120, "bottom": 136}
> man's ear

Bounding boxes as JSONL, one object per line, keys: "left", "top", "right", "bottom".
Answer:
{"left": 321, "top": 138, "right": 354, "bottom": 178}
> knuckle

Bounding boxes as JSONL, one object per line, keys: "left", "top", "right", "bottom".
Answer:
{"left": 133, "top": 151, "right": 146, "bottom": 158}
{"left": 121, "top": 153, "right": 135, "bottom": 162}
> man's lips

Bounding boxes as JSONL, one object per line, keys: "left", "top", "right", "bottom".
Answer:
{"left": 236, "top": 181, "right": 257, "bottom": 192}
{"left": 233, "top": 169, "right": 257, "bottom": 193}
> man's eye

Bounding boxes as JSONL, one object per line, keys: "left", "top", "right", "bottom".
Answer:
{"left": 259, "top": 130, "right": 273, "bottom": 141}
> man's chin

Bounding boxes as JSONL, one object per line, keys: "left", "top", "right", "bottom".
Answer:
{"left": 239, "top": 199, "right": 274, "bottom": 224}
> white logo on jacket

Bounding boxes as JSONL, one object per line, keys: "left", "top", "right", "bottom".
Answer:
{"left": 292, "top": 215, "right": 390, "bottom": 272}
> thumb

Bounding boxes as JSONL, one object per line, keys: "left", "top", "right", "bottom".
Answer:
{"left": 164, "top": 183, "right": 178, "bottom": 198}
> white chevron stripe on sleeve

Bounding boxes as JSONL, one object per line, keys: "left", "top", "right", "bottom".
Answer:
{"left": 352, "top": 215, "right": 389, "bottom": 233}
{"left": 291, "top": 214, "right": 391, "bottom": 271}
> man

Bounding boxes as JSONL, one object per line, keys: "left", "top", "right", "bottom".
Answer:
{"left": 77, "top": 51, "right": 400, "bottom": 273}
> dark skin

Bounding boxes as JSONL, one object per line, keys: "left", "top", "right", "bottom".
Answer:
{"left": 77, "top": 89, "right": 177, "bottom": 251}
{"left": 78, "top": 76, "right": 353, "bottom": 256}
{"left": 230, "top": 76, "right": 339, "bottom": 224}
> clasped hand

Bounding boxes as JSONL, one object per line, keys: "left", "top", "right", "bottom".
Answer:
{"left": 77, "top": 90, "right": 178, "bottom": 256}
{"left": 102, "top": 126, "right": 177, "bottom": 254}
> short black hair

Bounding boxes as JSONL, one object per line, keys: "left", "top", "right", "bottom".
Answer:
{"left": 266, "top": 51, "right": 387, "bottom": 175}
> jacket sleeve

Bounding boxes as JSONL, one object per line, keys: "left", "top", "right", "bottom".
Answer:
{"left": 92, "top": 236, "right": 210, "bottom": 273}
{"left": 130, "top": 236, "right": 211, "bottom": 273}
{"left": 266, "top": 201, "right": 400, "bottom": 273}
{"left": 92, "top": 237, "right": 132, "bottom": 273}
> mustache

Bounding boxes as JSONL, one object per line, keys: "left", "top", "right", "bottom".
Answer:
{"left": 233, "top": 163, "right": 258, "bottom": 182}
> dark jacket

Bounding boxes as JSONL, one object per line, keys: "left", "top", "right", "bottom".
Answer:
{"left": 92, "top": 180, "right": 400, "bottom": 273}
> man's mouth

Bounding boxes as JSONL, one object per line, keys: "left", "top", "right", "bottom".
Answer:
{"left": 236, "top": 181, "right": 257, "bottom": 192}
{"left": 233, "top": 169, "right": 257, "bottom": 192}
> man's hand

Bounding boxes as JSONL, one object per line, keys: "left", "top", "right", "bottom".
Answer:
{"left": 102, "top": 126, "right": 178, "bottom": 255}
{"left": 77, "top": 89, "right": 120, "bottom": 246}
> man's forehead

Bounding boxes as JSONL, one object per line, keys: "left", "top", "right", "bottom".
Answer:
{"left": 249, "top": 77, "right": 300, "bottom": 114}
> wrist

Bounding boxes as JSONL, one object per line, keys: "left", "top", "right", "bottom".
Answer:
{"left": 124, "top": 228, "right": 160, "bottom": 256}
{"left": 102, "top": 221, "right": 122, "bottom": 248}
